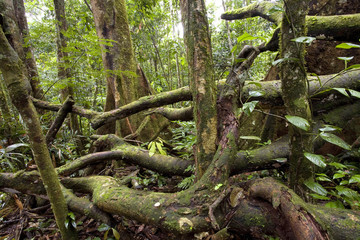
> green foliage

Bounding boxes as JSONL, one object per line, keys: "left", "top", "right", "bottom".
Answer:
{"left": 304, "top": 148, "right": 360, "bottom": 209}
{"left": 132, "top": 169, "right": 166, "bottom": 188}
{"left": 0, "top": 143, "right": 30, "bottom": 172}
{"left": 285, "top": 115, "right": 310, "bottom": 131}
{"left": 147, "top": 139, "right": 167, "bottom": 157}
{"left": 177, "top": 165, "right": 195, "bottom": 190}
{"left": 170, "top": 121, "right": 196, "bottom": 160}
{"left": 97, "top": 223, "right": 120, "bottom": 240}
{"left": 65, "top": 212, "right": 77, "bottom": 229}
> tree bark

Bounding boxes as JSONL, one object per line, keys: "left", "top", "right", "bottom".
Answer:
{"left": 180, "top": 0, "right": 217, "bottom": 178}
{"left": 13, "top": 0, "right": 43, "bottom": 99}
{"left": 0, "top": 25, "right": 78, "bottom": 240}
{"left": 280, "top": 0, "right": 313, "bottom": 195}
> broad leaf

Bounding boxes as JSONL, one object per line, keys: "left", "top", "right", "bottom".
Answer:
{"left": 304, "top": 178, "right": 328, "bottom": 196}
{"left": 348, "top": 89, "right": 360, "bottom": 99}
{"left": 320, "top": 132, "right": 351, "bottom": 150}
{"left": 319, "top": 125, "right": 341, "bottom": 132}
{"left": 249, "top": 90, "right": 265, "bottom": 97}
{"left": 247, "top": 81, "right": 262, "bottom": 88}
{"left": 148, "top": 142, "right": 156, "bottom": 157}
{"left": 337, "top": 56, "right": 354, "bottom": 61}
{"left": 291, "top": 36, "right": 316, "bottom": 44}
{"left": 316, "top": 176, "right": 332, "bottom": 182}
{"left": 304, "top": 152, "right": 326, "bottom": 168}
{"left": 285, "top": 115, "right": 310, "bottom": 131}
{"left": 336, "top": 43, "right": 360, "bottom": 49}
{"left": 336, "top": 186, "right": 360, "bottom": 200}
{"left": 328, "top": 162, "right": 347, "bottom": 169}
{"left": 242, "top": 101, "right": 259, "bottom": 116}
{"left": 333, "top": 173, "right": 345, "bottom": 179}
{"left": 332, "top": 88, "right": 350, "bottom": 97}
{"left": 349, "top": 175, "right": 360, "bottom": 184}
{"left": 273, "top": 158, "right": 287, "bottom": 163}
{"left": 237, "top": 32, "right": 258, "bottom": 42}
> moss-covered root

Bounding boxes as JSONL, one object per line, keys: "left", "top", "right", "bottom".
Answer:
{"left": 249, "top": 178, "right": 360, "bottom": 240}
{"left": 61, "top": 185, "right": 114, "bottom": 227}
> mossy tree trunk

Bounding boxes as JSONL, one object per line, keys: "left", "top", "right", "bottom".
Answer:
{"left": 180, "top": 0, "right": 218, "bottom": 178}
{"left": 13, "top": 0, "right": 43, "bottom": 99}
{"left": 89, "top": 0, "right": 166, "bottom": 141}
{"left": 280, "top": 0, "right": 313, "bottom": 195}
{"left": 0, "top": 25, "right": 78, "bottom": 240}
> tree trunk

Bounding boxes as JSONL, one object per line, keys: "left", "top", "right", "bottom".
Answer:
{"left": 180, "top": 0, "right": 218, "bottom": 178}
{"left": 89, "top": 0, "right": 167, "bottom": 141}
{"left": 13, "top": 0, "right": 43, "bottom": 99}
{"left": 0, "top": 25, "right": 78, "bottom": 240}
{"left": 280, "top": 0, "right": 313, "bottom": 195}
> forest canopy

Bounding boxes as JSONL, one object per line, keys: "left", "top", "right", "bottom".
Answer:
{"left": 1, "top": 0, "right": 360, "bottom": 239}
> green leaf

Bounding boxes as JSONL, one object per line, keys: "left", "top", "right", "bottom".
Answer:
{"left": 291, "top": 36, "right": 316, "bottom": 44}
{"left": 337, "top": 56, "right": 354, "bottom": 61}
{"left": 242, "top": 101, "right": 259, "bottom": 116}
{"left": 214, "top": 183, "right": 223, "bottom": 190}
{"left": 304, "top": 152, "right": 326, "bottom": 168}
{"left": 309, "top": 193, "right": 330, "bottom": 200}
{"left": 336, "top": 186, "right": 360, "bottom": 200}
{"left": 333, "top": 173, "right": 345, "bottom": 179}
{"left": 349, "top": 175, "right": 360, "bottom": 184}
{"left": 332, "top": 87, "right": 350, "bottom": 97}
{"left": 344, "top": 64, "right": 360, "bottom": 71}
{"left": 316, "top": 176, "right": 332, "bottom": 182}
{"left": 230, "top": 45, "right": 237, "bottom": 53}
{"left": 319, "top": 125, "right": 341, "bottom": 132}
{"left": 65, "top": 219, "right": 69, "bottom": 229}
{"left": 339, "top": 180, "right": 349, "bottom": 185}
{"left": 328, "top": 162, "right": 347, "bottom": 169}
{"left": 320, "top": 132, "right": 351, "bottom": 150}
{"left": 249, "top": 90, "right": 265, "bottom": 97}
{"left": 148, "top": 142, "right": 156, "bottom": 157}
{"left": 71, "top": 220, "right": 77, "bottom": 229}
{"left": 68, "top": 212, "right": 75, "bottom": 220}
{"left": 336, "top": 43, "right": 360, "bottom": 49}
{"left": 240, "top": 136, "right": 261, "bottom": 141}
{"left": 272, "top": 57, "right": 299, "bottom": 66}
{"left": 98, "top": 223, "right": 110, "bottom": 232}
{"left": 285, "top": 115, "right": 310, "bottom": 131}
{"left": 237, "top": 32, "right": 259, "bottom": 42}
{"left": 5, "top": 143, "right": 29, "bottom": 152}
{"left": 348, "top": 89, "right": 360, "bottom": 99}
{"left": 156, "top": 142, "right": 166, "bottom": 155}
{"left": 247, "top": 81, "right": 262, "bottom": 88}
{"left": 304, "top": 178, "right": 328, "bottom": 196}
{"left": 273, "top": 158, "right": 287, "bottom": 163}
{"left": 325, "top": 201, "right": 345, "bottom": 209}
{"left": 112, "top": 228, "right": 121, "bottom": 240}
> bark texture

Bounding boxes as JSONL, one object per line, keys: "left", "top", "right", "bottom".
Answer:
{"left": 0, "top": 26, "right": 77, "bottom": 239}
{"left": 180, "top": 0, "right": 217, "bottom": 178}
{"left": 280, "top": 0, "right": 313, "bottom": 194}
